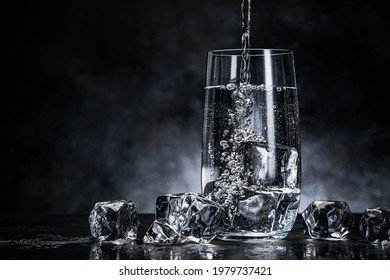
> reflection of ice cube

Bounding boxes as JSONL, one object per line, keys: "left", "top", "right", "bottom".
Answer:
{"left": 89, "top": 241, "right": 137, "bottom": 260}
{"left": 359, "top": 207, "right": 390, "bottom": 243}
{"left": 245, "top": 143, "right": 298, "bottom": 189}
{"left": 143, "top": 192, "right": 224, "bottom": 244}
{"left": 89, "top": 200, "right": 140, "bottom": 241}
{"left": 301, "top": 201, "right": 354, "bottom": 239}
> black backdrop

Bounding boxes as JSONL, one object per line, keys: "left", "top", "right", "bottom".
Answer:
{"left": 4, "top": 0, "right": 389, "bottom": 214}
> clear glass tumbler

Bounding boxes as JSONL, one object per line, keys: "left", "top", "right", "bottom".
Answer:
{"left": 201, "top": 49, "right": 301, "bottom": 240}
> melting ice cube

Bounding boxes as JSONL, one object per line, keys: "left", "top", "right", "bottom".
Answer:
{"left": 89, "top": 200, "right": 140, "bottom": 241}
{"left": 301, "top": 200, "right": 354, "bottom": 239}
{"left": 359, "top": 207, "right": 390, "bottom": 243}
{"left": 143, "top": 192, "right": 224, "bottom": 244}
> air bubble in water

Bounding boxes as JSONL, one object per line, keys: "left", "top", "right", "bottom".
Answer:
{"left": 205, "top": 78, "right": 299, "bottom": 230}
{"left": 220, "top": 140, "right": 229, "bottom": 150}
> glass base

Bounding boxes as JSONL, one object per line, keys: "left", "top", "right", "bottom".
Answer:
{"left": 217, "top": 231, "right": 289, "bottom": 242}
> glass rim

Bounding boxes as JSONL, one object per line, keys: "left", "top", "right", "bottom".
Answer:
{"left": 208, "top": 48, "right": 293, "bottom": 57}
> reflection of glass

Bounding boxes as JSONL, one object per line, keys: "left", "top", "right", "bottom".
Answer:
{"left": 201, "top": 49, "right": 301, "bottom": 241}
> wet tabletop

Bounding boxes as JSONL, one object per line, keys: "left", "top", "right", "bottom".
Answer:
{"left": 0, "top": 214, "right": 389, "bottom": 260}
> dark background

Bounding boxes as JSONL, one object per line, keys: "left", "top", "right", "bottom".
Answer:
{"left": 4, "top": 0, "right": 389, "bottom": 214}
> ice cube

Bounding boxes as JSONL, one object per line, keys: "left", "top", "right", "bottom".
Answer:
{"left": 281, "top": 147, "right": 299, "bottom": 189}
{"left": 143, "top": 218, "right": 180, "bottom": 244}
{"left": 235, "top": 191, "right": 278, "bottom": 231}
{"left": 245, "top": 143, "right": 299, "bottom": 189}
{"left": 143, "top": 192, "right": 224, "bottom": 244}
{"left": 359, "top": 207, "right": 390, "bottom": 243}
{"left": 301, "top": 200, "right": 354, "bottom": 239}
{"left": 89, "top": 200, "right": 140, "bottom": 241}
{"left": 227, "top": 189, "right": 299, "bottom": 233}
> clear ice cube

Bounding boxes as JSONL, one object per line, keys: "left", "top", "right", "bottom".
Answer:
{"left": 143, "top": 218, "right": 180, "bottom": 245}
{"left": 301, "top": 200, "right": 354, "bottom": 239}
{"left": 89, "top": 200, "right": 140, "bottom": 241}
{"left": 245, "top": 143, "right": 299, "bottom": 189}
{"left": 235, "top": 191, "right": 278, "bottom": 231}
{"left": 143, "top": 192, "right": 224, "bottom": 244}
{"left": 359, "top": 207, "right": 390, "bottom": 243}
{"left": 224, "top": 189, "right": 300, "bottom": 234}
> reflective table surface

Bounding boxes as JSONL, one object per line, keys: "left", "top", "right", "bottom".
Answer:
{"left": 0, "top": 214, "right": 389, "bottom": 260}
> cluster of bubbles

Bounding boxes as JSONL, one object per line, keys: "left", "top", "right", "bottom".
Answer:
{"left": 207, "top": 84, "right": 266, "bottom": 225}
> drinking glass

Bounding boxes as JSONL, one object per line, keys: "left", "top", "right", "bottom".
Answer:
{"left": 201, "top": 49, "right": 301, "bottom": 240}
